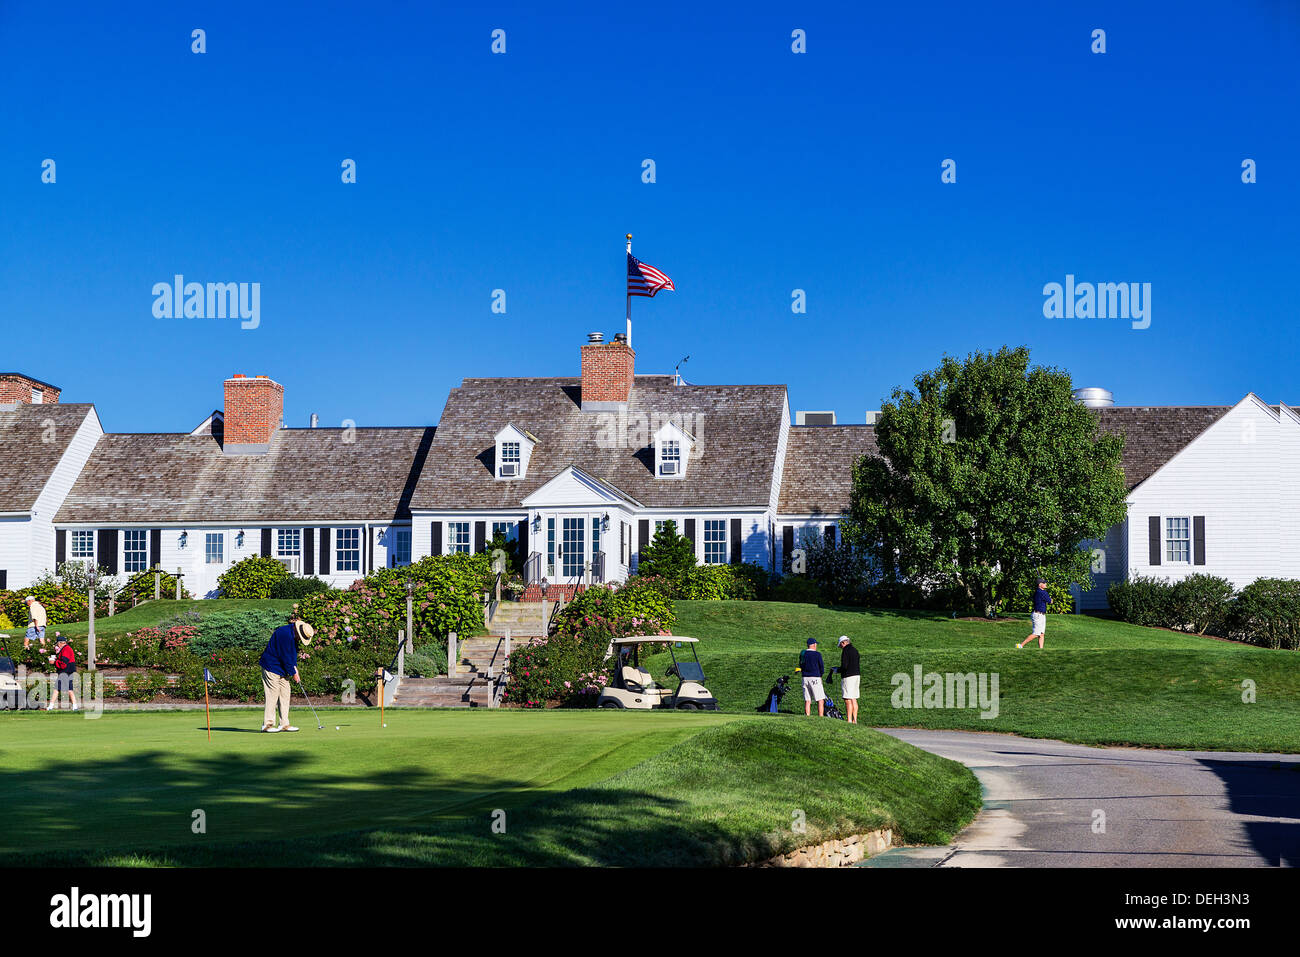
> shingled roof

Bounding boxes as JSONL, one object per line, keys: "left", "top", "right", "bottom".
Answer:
{"left": 0, "top": 403, "right": 97, "bottom": 512}
{"left": 1096, "top": 406, "right": 1230, "bottom": 490}
{"left": 778, "top": 425, "right": 878, "bottom": 515}
{"left": 410, "top": 376, "right": 788, "bottom": 510}
{"left": 55, "top": 426, "right": 434, "bottom": 524}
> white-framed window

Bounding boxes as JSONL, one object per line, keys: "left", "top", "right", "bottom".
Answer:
{"left": 205, "top": 533, "right": 224, "bottom": 565}
{"left": 391, "top": 527, "right": 411, "bottom": 566}
{"left": 71, "top": 530, "right": 95, "bottom": 559}
{"left": 277, "top": 528, "right": 301, "bottom": 557}
{"left": 546, "top": 517, "right": 556, "bottom": 576}
{"left": 1166, "top": 517, "right": 1191, "bottom": 564}
{"left": 447, "top": 522, "right": 471, "bottom": 555}
{"left": 499, "top": 441, "right": 521, "bottom": 478}
{"left": 337, "top": 527, "right": 361, "bottom": 571}
{"left": 491, "top": 521, "right": 517, "bottom": 541}
{"left": 123, "top": 529, "right": 148, "bottom": 572}
{"left": 660, "top": 440, "right": 681, "bottom": 476}
{"left": 704, "top": 519, "right": 727, "bottom": 565}
{"left": 622, "top": 522, "right": 632, "bottom": 566}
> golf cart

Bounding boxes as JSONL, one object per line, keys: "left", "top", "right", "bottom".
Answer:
{"left": 0, "top": 633, "right": 32, "bottom": 711}
{"left": 597, "top": 636, "right": 718, "bottom": 711}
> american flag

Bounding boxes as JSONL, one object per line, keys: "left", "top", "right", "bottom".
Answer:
{"left": 627, "top": 253, "right": 675, "bottom": 298}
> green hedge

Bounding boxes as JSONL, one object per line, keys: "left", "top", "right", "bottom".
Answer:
{"left": 1109, "top": 574, "right": 1298, "bottom": 647}
{"left": 1228, "top": 578, "right": 1300, "bottom": 649}
{"left": 681, "top": 563, "right": 766, "bottom": 601}
{"left": 551, "top": 578, "right": 675, "bottom": 638}
{"left": 217, "top": 556, "right": 291, "bottom": 599}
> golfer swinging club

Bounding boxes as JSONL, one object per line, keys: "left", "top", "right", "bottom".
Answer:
{"left": 1017, "top": 578, "right": 1052, "bottom": 650}
{"left": 259, "top": 615, "right": 314, "bottom": 733}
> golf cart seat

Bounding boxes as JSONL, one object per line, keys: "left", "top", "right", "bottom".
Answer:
{"left": 621, "top": 664, "right": 655, "bottom": 692}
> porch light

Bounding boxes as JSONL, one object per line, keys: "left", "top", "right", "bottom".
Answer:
{"left": 236, "top": 530, "right": 245, "bottom": 548}
{"left": 602, "top": 513, "right": 610, "bottom": 532}
{"left": 178, "top": 531, "right": 188, "bottom": 549}
{"left": 532, "top": 513, "right": 541, "bottom": 533}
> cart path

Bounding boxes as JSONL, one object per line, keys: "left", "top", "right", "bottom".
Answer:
{"left": 864, "top": 729, "right": 1300, "bottom": 868}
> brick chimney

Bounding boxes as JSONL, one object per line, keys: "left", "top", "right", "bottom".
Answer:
{"left": 0, "top": 374, "right": 60, "bottom": 405}
{"left": 580, "top": 333, "right": 635, "bottom": 411}
{"left": 223, "top": 374, "right": 283, "bottom": 454}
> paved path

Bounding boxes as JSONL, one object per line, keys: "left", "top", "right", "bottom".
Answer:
{"left": 866, "top": 729, "right": 1300, "bottom": 868}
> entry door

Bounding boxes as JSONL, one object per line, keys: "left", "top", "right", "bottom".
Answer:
{"left": 561, "top": 517, "right": 585, "bottom": 578}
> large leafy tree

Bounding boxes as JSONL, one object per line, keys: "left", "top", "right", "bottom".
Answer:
{"left": 841, "top": 346, "right": 1128, "bottom": 616}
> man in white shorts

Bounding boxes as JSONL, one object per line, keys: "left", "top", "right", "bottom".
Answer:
{"left": 1017, "top": 578, "right": 1053, "bottom": 650}
{"left": 799, "top": 638, "right": 825, "bottom": 717}
{"left": 837, "top": 636, "right": 860, "bottom": 724}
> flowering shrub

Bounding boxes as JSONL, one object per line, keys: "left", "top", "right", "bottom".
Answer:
{"left": 506, "top": 612, "right": 660, "bottom": 708}
{"left": 217, "top": 556, "right": 291, "bottom": 599}
{"left": 551, "top": 578, "right": 674, "bottom": 639}
{"left": 297, "top": 554, "right": 491, "bottom": 648}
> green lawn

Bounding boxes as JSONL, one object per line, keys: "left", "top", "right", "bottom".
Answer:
{"left": 47, "top": 599, "right": 298, "bottom": 644}
{"left": 1, "top": 709, "right": 978, "bottom": 867}
{"left": 659, "top": 601, "right": 1300, "bottom": 752}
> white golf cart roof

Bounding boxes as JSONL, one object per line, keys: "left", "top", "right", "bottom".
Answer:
{"left": 610, "top": 636, "right": 698, "bottom": 644}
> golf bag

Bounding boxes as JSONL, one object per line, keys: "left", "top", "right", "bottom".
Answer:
{"left": 821, "top": 667, "right": 845, "bottom": 720}
{"left": 757, "top": 674, "right": 790, "bottom": 713}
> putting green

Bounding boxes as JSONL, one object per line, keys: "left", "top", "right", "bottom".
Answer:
{"left": 0, "top": 708, "right": 729, "bottom": 856}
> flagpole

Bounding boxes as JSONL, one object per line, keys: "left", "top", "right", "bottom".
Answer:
{"left": 625, "top": 233, "right": 632, "bottom": 349}
{"left": 204, "top": 679, "right": 210, "bottom": 741}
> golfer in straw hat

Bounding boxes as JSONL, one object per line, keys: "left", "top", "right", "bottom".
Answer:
{"left": 23, "top": 595, "right": 46, "bottom": 650}
{"left": 259, "top": 616, "right": 314, "bottom": 733}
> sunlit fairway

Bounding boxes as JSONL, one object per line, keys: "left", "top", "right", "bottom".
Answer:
{"left": 663, "top": 601, "right": 1300, "bottom": 752}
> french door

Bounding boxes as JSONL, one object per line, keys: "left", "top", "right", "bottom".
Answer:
{"left": 561, "top": 518, "right": 585, "bottom": 578}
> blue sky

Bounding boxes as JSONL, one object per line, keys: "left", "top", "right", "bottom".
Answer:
{"left": 2, "top": 1, "right": 1296, "bottom": 432}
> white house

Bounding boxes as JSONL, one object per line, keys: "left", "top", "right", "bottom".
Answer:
{"left": 1078, "top": 394, "right": 1300, "bottom": 608}
{"left": 0, "top": 376, "right": 104, "bottom": 591}
{"left": 51, "top": 374, "right": 430, "bottom": 597}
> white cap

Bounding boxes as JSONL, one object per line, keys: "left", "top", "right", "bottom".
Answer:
{"left": 838, "top": 635, "right": 850, "bottom": 645}
{"left": 24, "top": 596, "right": 35, "bottom": 603}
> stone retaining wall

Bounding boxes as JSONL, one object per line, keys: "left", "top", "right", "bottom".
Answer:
{"left": 754, "top": 828, "right": 894, "bottom": 867}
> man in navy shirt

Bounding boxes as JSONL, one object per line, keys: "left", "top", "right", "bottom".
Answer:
{"left": 799, "top": 638, "right": 826, "bottom": 717}
{"left": 260, "top": 617, "right": 314, "bottom": 732}
{"left": 1017, "top": 579, "right": 1052, "bottom": 650}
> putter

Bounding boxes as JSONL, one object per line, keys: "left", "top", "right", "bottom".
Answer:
{"left": 295, "top": 677, "right": 324, "bottom": 730}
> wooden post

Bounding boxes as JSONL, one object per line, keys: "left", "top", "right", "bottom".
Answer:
{"left": 448, "top": 631, "right": 457, "bottom": 678}
{"left": 405, "top": 595, "right": 414, "bottom": 653}
{"left": 154, "top": 565, "right": 162, "bottom": 601}
{"left": 108, "top": 590, "right": 115, "bottom": 617}
{"left": 176, "top": 568, "right": 184, "bottom": 600}
{"left": 87, "top": 585, "right": 96, "bottom": 672}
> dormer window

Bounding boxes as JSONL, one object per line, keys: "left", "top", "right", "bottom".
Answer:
{"left": 495, "top": 424, "right": 536, "bottom": 480}
{"left": 500, "top": 442, "right": 521, "bottom": 477}
{"left": 660, "top": 440, "right": 681, "bottom": 475}
{"left": 653, "top": 421, "right": 693, "bottom": 480}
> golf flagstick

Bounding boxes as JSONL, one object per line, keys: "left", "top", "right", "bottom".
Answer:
{"left": 202, "top": 667, "right": 214, "bottom": 740}
{"left": 378, "top": 667, "right": 384, "bottom": 728}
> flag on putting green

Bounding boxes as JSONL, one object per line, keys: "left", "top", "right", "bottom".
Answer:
{"left": 203, "top": 668, "right": 214, "bottom": 683}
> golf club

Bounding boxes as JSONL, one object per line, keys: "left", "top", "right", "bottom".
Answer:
{"left": 295, "top": 676, "right": 324, "bottom": 730}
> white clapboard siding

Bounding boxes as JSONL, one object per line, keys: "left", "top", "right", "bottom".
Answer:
{"left": 20, "top": 407, "right": 102, "bottom": 589}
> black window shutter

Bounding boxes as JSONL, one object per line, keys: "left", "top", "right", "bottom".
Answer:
{"left": 319, "top": 528, "right": 331, "bottom": 574}
{"left": 368, "top": 529, "right": 375, "bottom": 572}
{"left": 99, "top": 529, "right": 118, "bottom": 574}
{"left": 474, "top": 521, "right": 487, "bottom": 553}
{"left": 261, "top": 528, "right": 272, "bottom": 557}
{"left": 782, "top": 526, "right": 794, "bottom": 566}
{"left": 518, "top": 520, "right": 528, "bottom": 557}
{"left": 685, "top": 519, "right": 696, "bottom": 548}
{"left": 730, "top": 518, "right": 742, "bottom": 564}
{"left": 1193, "top": 516, "right": 1206, "bottom": 565}
{"left": 303, "top": 528, "right": 315, "bottom": 575}
{"left": 638, "top": 519, "right": 649, "bottom": 552}
{"left": 431, "top": 522, "right": 442, "bottom": 556}
{"left": 1148, "top": 516, "right": 1162, "bottom": 566}
{"left": 0, "top": 571, "right": 6, "bottom": 590}
{"left": 56, "top": 530, "right": 66, "bottom": 565}
{"left": 150, "top": 529, "right": 162, "bottom": 568}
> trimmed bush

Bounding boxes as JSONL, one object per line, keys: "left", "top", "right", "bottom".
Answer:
{"left": 188, "top": 610, "right": 290, "bottom": 658}
{"left": 1107, "top": 574, "right": 1175, "bottom": 627}
{"left": 772, "top": 576, "right": 822, "bottom": 604}
{"left": 269, "top": 576, "right": 331, "bottom": 600}
{"left": 1228, "top": 578, "right": 1300, "bottom": 650}
{"left": 682, "top": 564, "right": 759, "bottom": 601}
{"left": 116, "top": 569, "right": 191, "bottom": 605}
{"left": 1168, "top": 574, "right": 1236, "bottom": 636}
{"left": 217, "top": 556, "right": 292, "bottom": 599}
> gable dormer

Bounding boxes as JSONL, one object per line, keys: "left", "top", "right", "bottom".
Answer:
{"left": 653, "top": 421, "right": 693, "bottom": 479}
{"left": 495, "top": 424, "right": 536, "bottom": 480}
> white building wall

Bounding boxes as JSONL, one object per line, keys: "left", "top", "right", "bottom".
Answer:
{"left": 1277, "top": 406, "right": 1300, "bottom": 580}
{"left": 19, "top": 408, "right": 103, "bottom": 588}
{"left": 1124, "top": 397, "right": 1282, "bottom": 591}
{"left": 1078, "top": 519, "right": 1128, "bottom": 610}
{"left": 0, "top": 516, "right": 32, "bottom": 592}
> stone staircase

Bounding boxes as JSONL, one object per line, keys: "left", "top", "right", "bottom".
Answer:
{"left": 389, "top": 602, "right": 548, "bottom": 708}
